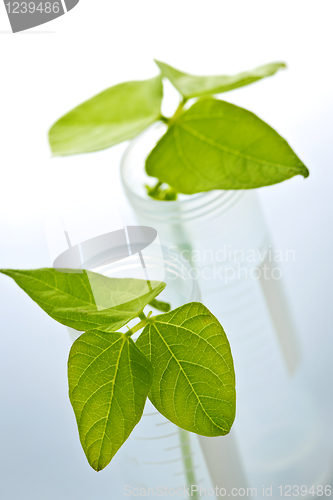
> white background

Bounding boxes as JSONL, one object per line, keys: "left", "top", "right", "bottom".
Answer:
{"left": 0, "top": 1, "right": 333, "bottom": 498}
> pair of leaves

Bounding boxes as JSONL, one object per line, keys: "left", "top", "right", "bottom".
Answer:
{"left": 1, "top": 268, "right": 236, "bottom": 472}
{"left": 69, "top": 302, "right": 235, "bottom": 471}
{"left": 48, "top": 60, "right": 285, "bottom": 157}
{"left": 48, "top": 59, "right": 308, "bottom": 194}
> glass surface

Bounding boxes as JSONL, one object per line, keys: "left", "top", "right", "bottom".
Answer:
{"left": 121, "top": 125, "right": 333, "bottom": 496}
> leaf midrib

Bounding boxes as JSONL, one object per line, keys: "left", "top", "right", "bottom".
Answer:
{"left": 173, "top": 126, "right": 213, "bottom": 185}
{"left": 154, "top": 316, "right": 231, "bottom": 369}
{"left": 95, "top": 334, "right": 127, "bottom": 470}
{"left": 151, "top": 322, "right": 229, "bottom": 433}
{"left": 11, "top": 271, "right": 96, "bottom": 307}
{"left": 73, "top": 333, "right": 129, "bottom": 469}
{"left": 14, "top": 271, "right": 162, "bottom": 318}
{"left": 70, "top": 334, "right": 124, "bottom": 395}
{"left": 178, "top": 121, "right": 302, "bottom": 173}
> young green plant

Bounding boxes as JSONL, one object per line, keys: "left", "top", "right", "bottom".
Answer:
{"left": 49, "top": 59, "right": 309, "bottom": 199}
{"left": 0, "top": 268, "right": 236, "bottom": 472}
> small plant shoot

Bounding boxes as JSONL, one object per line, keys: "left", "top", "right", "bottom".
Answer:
{"left": 49, "top": 59, "right": 309, "bottom": 200}
{"left": 0, "top": 268, "right": 236, "bottom": 472}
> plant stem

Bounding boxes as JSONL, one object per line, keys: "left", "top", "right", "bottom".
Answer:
{"left": 138, "top": 311, "right": 147, "bottom": 321}
{"left": 159, "top": 97, "right": 187, "bottom": 127}
{"left": 125, "top": 311, "right": 152, "bottom": 337}
{"left": 179, "top": 429, "right": 199, "bottom": 499}
{"left": 169, "top": 98, "right": 187, "bottom": 126}
{"left": 147, "top": 180, "right": 163, "bottom": 197}
{"left": 159, "top": 114, "right": 170, "bottom": 124}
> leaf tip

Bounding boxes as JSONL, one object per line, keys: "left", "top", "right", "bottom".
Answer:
{"left": 48, "top": 126, "right": 59, "bottom": 156}
{"left": 302, "top": 166, "right": 310, "bottom": 179}
{"left": 87, "top": 450, "right": 112, "bottom": 472}
{"left": 89, "top": 461, "right": 105, "bottom": 472}
{"left": 154, "top": 59, "right": 165, "bottom": 74}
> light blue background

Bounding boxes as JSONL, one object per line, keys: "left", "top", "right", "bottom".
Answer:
{"left": 0, "top": 1, "right": 333, "bottom": 497}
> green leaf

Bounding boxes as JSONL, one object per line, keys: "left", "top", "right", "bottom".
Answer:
{"left": 49, "top": 75, "right": 163, "bottom": 155}
{"left": 155, "top": 60, "right": 286, "bottom": 99}
{"left": 145, "top": 98, "right": 309, "bottom": 193}
{"left": 136, "top": 302, "right": 236, "bottom": 437}
{"left": 68, "top": 329, "right": 153, "bottom": 471}
{"left": 0, "top": 268, "right": 165, "bottom": 332}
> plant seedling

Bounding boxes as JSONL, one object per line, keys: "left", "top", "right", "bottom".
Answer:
{"left": 49, "top": 59, "right": 309, "bottom": 200}
{"left": 0, "top": 268, "right": 235, "bottom": 472}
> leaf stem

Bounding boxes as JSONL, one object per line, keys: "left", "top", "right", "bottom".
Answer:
{"left": 169, "top": 98, "right": 187, "bottom": 126}
{"left": 159, "top": 97, "right": 187, "bottom": 127}
{"left": 138, "top": 311, "right": 147, "bottom": 321}
{"left": 125, "top": 311, "right": 153, "bottom": 338}
{"left": 159, "top": 114, "right": 170, "bottom": 124}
